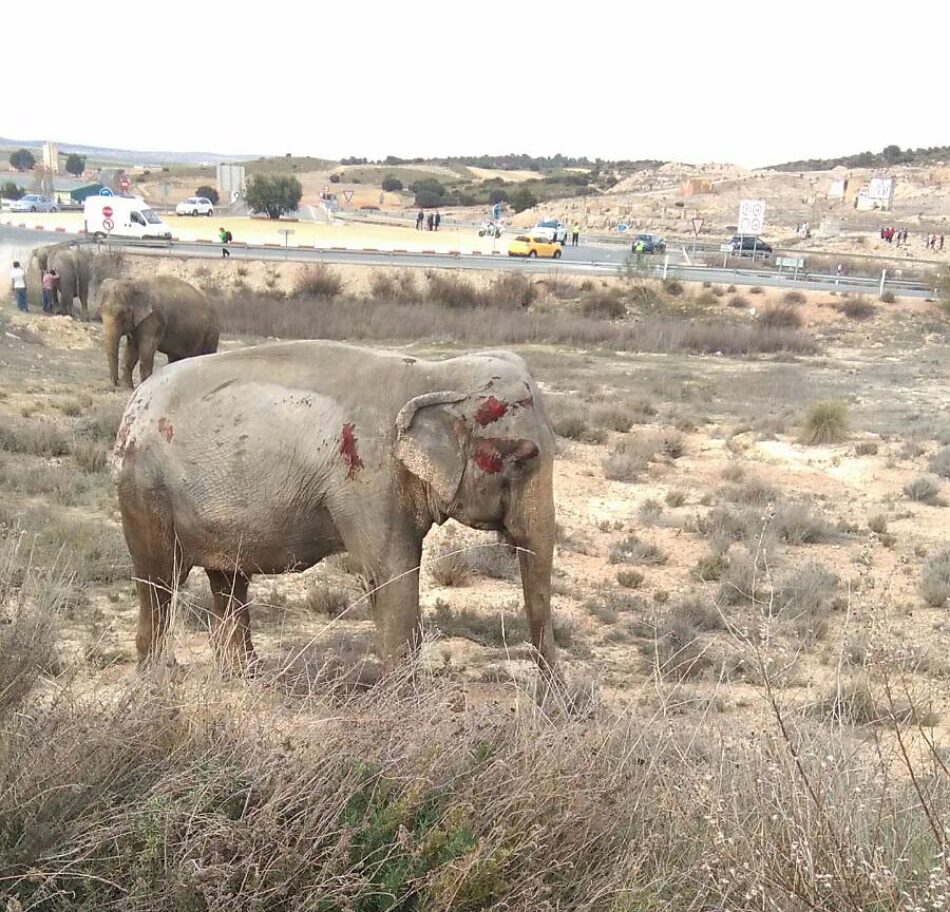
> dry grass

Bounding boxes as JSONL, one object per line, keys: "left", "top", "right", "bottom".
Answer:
{"left": 800, "top": 400, "right": 849, "bottom": 445}
{"left": 920, "top": 549, "right": 950, "bottom": 607}
{"left": 904, "top": 476, "right": 945, "bottom": 506}
{"left": 837, "top": 296, "right": 877, "bottom": 320}
{"left": 929, "top": 446, "right": 950, "bottom": 479}
{"left": 759, "top": 305, "right": 803, "bottom": 329}
{"left": 293, "top": 263, "right": 344, "bottom": 298}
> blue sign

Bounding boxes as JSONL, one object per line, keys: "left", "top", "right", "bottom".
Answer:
{"left": 616, "top": 223, "right": 628, "bottom": 233}
{"left": 492, "top": 203, "right": 502, "bottom": 221}
{"left": 99, "top": 187, "right": 114, "bottom": 196}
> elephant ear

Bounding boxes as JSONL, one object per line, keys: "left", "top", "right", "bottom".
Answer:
{"left": 395, "top": 391, "right": 468, "bottom": 503}
{"left": 130, "top": 285, "right": 159, "bottom": 329}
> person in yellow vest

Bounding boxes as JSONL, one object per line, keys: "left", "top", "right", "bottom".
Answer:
{"left": 571, "top": 222, "right": 580, "bottom": 247}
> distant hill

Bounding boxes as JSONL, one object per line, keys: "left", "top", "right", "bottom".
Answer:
{"left": 0, "top": 136, "right": 259, "bottom": 166}
{"left": 771, "top": 144, "right": 950, "bottom": 172}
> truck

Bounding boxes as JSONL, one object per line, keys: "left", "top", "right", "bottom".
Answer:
{"left": 83, "top": 195, "right": 172, "bottom": 241}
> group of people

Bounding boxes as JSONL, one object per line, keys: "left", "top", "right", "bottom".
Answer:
{"left": 926, "top": 233, "right": 945, "bottom": 252}
{"left": 416, "top": 210, "right": 441, "bottom": 231}
{"left": 9, "top": 261, "right": 64, "bottom": 314}
{"left": 879, "top": 226, "right": 944, "bottom": 251}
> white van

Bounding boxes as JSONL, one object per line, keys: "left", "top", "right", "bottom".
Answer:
{"left": 84, "top": 196, "right": 172, "bottom": 240}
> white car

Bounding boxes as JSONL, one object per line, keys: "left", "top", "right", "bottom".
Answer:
{"left": 533, "top": 218, "right": 568, "bottom": 244}
{"left": 10, "top": 194, "right": 58, "bottom": 213}
{"left": 175, "top": 196, "right": 214, "bottom": 217}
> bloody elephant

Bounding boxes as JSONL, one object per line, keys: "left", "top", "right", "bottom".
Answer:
{"left": 111, "top": 341, "right": 557, "bottom": 673}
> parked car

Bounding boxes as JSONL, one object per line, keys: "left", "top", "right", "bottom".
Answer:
{"left": 175, "top": 196, "right": 215, "bottom": 217}
{"left": 729, "top": 235, "right": 772, "bottom": 256}
{"left": 533, "top": 218, "right": 568, "bottom": 244}
{"left": 10, "top": 194, "right": 58, "bottom": 213}
{"left": 632, "top": 233, "right": 666, "bottom": 254}
{"left": 508, "top": 235, "right": 562, "bottom": 259}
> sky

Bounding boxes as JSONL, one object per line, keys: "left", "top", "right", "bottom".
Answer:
{"left": 7, "top": 0, "right": 945, "bottom": 167}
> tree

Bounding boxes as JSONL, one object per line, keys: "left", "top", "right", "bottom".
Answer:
{"left": 488, "top": 187, "right": 510, "bottom": 205}
{"left": 64, "top": 153, "right": 86, "bottom": 176}
{"left": 329, "top": 173, "right": 341, "bottom": 183}
{"left": 245, "top": 174, "right": 302, "bottom": 219}
{"left": 0, "top": 182, "right": 24, "bottom": 200}
{"left": 381, "top": 176, "right": 403, "bottom": 193}
{"left": 882, "top": 144, "right": 903, "bottom": 165}
{"left": 9, "top": 148, "right": 35, "bottom": 172}
{"left": 409, "top": 178, "right": 445, "bottom": 207}
{"left": 195, "top": 185, "right": 220, "bottom": 205}
{"left": 508, "top": 186, "right": 538, "bottom": 213}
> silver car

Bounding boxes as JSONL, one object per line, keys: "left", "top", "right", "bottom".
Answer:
{"left": 10, "top": 194, "right": 58, "bottom": 213}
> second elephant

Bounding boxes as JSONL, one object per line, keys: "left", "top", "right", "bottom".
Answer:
{"left": 99, "top": 276, "right": 221, "bottom": 388}
{"left": 29, "top": 243, "right": 93, "bottom": 318}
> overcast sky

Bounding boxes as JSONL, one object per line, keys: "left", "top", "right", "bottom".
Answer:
{"left": 8, "top": 0, "right": 943, "bottom": 167}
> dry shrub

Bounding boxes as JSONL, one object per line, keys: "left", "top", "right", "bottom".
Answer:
{"left": 880, "top": 289, "right": 896, "bottom": 304}
{"left": 814, "top": 674, "right": 936, "bottom": 727}
{"left": 783, "top": 290, "right": 806, "bottom": 305}
{"left": 306, "top": 583, "right": 352, "bottom": 618}
{"left": 467, "top": 538, "right": 520, "bottom": 580}
{"left": 904, "top": 476, "right": 944, "bottom": 506}
{"left": 78, "top": 397, "right": 126, "bottom": 444}
{"left": 293, "top": 264, "right": 343, "bottom": 298}
{"left": 428, "top": 543, "right": 473, "bottom": 587}
{"left": 665, "top": 489, "right": 686, "bottom": 507}
{"left": 728, "top": 294, "right": 749, "bottom": 309}
{"left": 920, "top": 549, "right": 950, "bottom": 607}
{"left": 0, "top": 420, "right": 71, "bottom": 457}
{"left": 711, "top": 285, "right": 725, "bottom": 297}
{"left": 591, "top": 403, "right": 632, "bottom": 433}
{"left": 694, "top": 290, "right": 718, "bottom": 308}
{"left": 929, "top": 446, "right": 950, "bottom": 479}
{"left": 551, "top": 404, "right": 607, "bottom": 444}
{"left": 760, "top": 306, "right": 803, "bottom": 329}
{"left": 616, "top": 568, "right": 644, "bottom": 589}
{"left": 608, "top": 533, "right": 667, "bottom": 566}
{"left": 772, "top": 561, "right": 838, "bottom": 643}
{"left": 648, "top": 594, "right": 723, "bottom": 680}
{"left": 868, "top": 513, "right": 888, "bottom": 534}
{"left": 485, "top": 272, "right": 538, "bottom": 309}
{"left": 749, "top": 286, "right": 764, "bottom": 295}
{"left": 73, "top": 440, "right": 108, "bottom": 473}
{"left": 800, "top": 400, "right": 849, "bottom": 445}
{"left": 626, "top": 282, "right": 666, "bottom": 309}
{"left": 580, "top": 287, "right": 626, "bottom": 319}
{"left": 662, "top": 278, "right": 685, "bottom": 297}
{"left": 855, "top": 441, "right": 879, "bottom": 456}
{"left": 838, "top": 296, "right": 876, "bottom": 320}
{"left": 602, "top": 433, "right": 662, "bottom": 481}
{"left": 717, "top": 549, "right": 771, "bottom": 608}
{"left": 370, "top": 269, "right": 419, "bottom": 304}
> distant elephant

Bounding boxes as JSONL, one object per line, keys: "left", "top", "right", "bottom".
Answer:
{"left": 99, "top": 276, "right": 220, "bottom": 388}
{"left": 29, "top": 243, "right": 94, "bottom": 318}
{"left": 111, "top": 342, "right": 557, "bottom": 674}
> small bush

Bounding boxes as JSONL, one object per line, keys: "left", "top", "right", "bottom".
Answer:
{"left": 694, "top": 290, "right": 718, "bottom": 308}
{"left": 661, "top": 430, "right": 686, "bottom": 459}
{"left": 665, "top": 489, "right": 686, "bottom": 508}
{"left": 760, "top": 306, "right": 803, "bottom": 329}
{"left": 711, "top": 285, "right": 725, "bottom": 297}
{"left": 728, "top": 294, "right": 749, "bottom": 309}
{"left": 485, "top": 272, "right": 538, "bottom": 309}
{"left": 370, "top": 270, "right": 419, "bottom": 304}
{"left": 773, "top": 500, "right": 838, "bottom": 545}
{"left": 880, "top": 289, "right": 896, "bottom": 304}
{"left": 616, "top": 568, "right": 644, "bottom": 589}
{"left": 855, "top": 441, "right": 879, "bottom": 456}
{"left": 0, "top": 420, "right": 71, "bottom": 457}
{"left": 608, "top": 533, "right": 667, "bottom": 566}
{"left": 580, "top": 288, "right": 626, "bottom": 319}
{"left": 692, "top": 552, "right": 728, "bottom": 582}
{"left": 838, "top": 296, "right": 876, "bottom": 320}
{"left": 591, "top": 404, "right": 632, "bottom": 433}
{"left": 73, "top": 440, "right": 108, "bottom": 474}
{"left": 718, "top": 549, "right": 770, "bottom": 607}
{"left": 293, "top": 264, "right": 343, "bottom": 298}
{"left": 800, "top": 401, "right": 849, "bottom": 445}
{"left": 626, "top": 282, "right": 666, "bottom": 309}
{"left": 638, "top": 498, "right": 663, "bottom": 523}
{"left": 929, "top": 446, "right": 950, "bottom": 479}
{"left": 425, "top": 271, "right": 482, "bottom": 309}
{"left": 783, "top": 290, "right": 806, "bottom": 305}
{"left": 749, "top": 286, "right": 764, "bottom": 295}
{"left": 920, "top": 549, "right": 950, "bottom": 607}
{"left": 904, "top": 476, "right": 944, "bottom": 506}
{"left": 868, "top": 513, "right": 888, "bottom": 534}
{"left": 662, "top": 278, "right": 684, "bottom": 297}
{"left": 602, "top": 433, "right": 661, "bottom": 482}
{"left": 468, "top": 540, "right": 520, "bottom": 580}
{"left": 773, "top": 561, "right": 838, "bottom": 642}
{"left": 551, "top": 407, "right": 606, "bottom": 444}
{"left": 306, "top": 584, "right": 351, "bottom": 618}
{"left": 429, "top": 544, "right": 473, "bottom": 587}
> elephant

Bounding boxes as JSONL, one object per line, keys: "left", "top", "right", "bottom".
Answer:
{"left": 99, "top": 275, "right": 220, "bottom": 389}
{"left": 111, "top": 341, "right": 557, "bottom": 675}
{"left": 28, "top": 243, "right": 94, "bottom": 318}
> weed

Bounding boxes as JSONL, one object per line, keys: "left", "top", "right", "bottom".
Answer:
{"left": 602, "top": 433, "right": 662, "bottom": 482}
{"left": 929, "top": 446, "right": 950, "bottom": 479}
{"left": 904, "top": 476, "right": 944, "bottom": 506}
{"left": 662, "top": 278, "right": 685, "bottom": 297}
{"left": 880, "top": 289, "right": 896, "bottom": 304}
{"left": 580, "top": 288, "right": 626, "bottom": 319}
{"left": 0, "top": 420, "right": 71, "bottom": 457}
{"left": 800, "top": 401, "right": 849, "bottom": 445}
{"left": 616, "top": 568, "right": 644, "bottom": 589}
{"left": 773, "top": 561, "right": 838, "bottom": 643}
{"left": 760, "top": 306, "right": 803, "bottom": 329}
{"left": 838, "top": 296, "right": 876, "bottom": 320}
{"left": 728, "top": 294, "right": 749, "bottom": 309}
{"left": 609, "top": 534, "right": 668, "bottom": 566}
{"left": 855, "top": 441, "right": 879, "bottom": 456}
{"left": 920, "top": 549, "right": 950, "bottom": 607}
{"left": 294, "top": 264, "right": 343, "bottom": 298}
{"left": 306, "top": 583, "right": 351, "bottom": 618}
{"left": 868, "top": 513, "right": 889, "bottom": 535}
{"left": 783, "top": 290, "right": 806, "bottom": 305}
{"left": 665, "top": 489, "right": 687, "bottom": 508}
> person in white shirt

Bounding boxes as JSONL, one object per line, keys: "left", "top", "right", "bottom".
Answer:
{"left": 10, "top": 261, "right": 27, "bottom": 312}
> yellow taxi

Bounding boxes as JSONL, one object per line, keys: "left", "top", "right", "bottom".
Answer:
{"left": 507, "top": 235, "right": 563, "bottom": 259}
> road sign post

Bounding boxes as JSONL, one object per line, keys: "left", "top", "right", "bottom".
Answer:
{"left": 691, "top": 216, "right": 703, "bottom": 255}
{"left": 278, "top": 228, "right": 295, "bottom": 260}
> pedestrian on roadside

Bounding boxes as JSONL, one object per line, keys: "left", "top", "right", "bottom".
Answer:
{"left": 940, "top": 235, "right": 945, "bottom": 252}
{"left": 434, "top": 211, "right": 441, "bottom": 231}
{"left": 219, "top": 226, "right": 231, "bottom": 258}
{"left": 10, "top": 260, "right": 27, "bottom": 312}
{"left": 427, "top": 212, "right": 434, "bottom": 231}
{"left": 416, "top": 209, "right": 424, "bottom": 230}
{"left": 571, "top": 222, "right": 580, "bottom": 246}
{"left": 41, "top": 268, "right": 56, "bottom": 314}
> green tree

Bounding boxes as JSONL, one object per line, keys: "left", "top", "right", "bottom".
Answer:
{"left": 488, "top": 187, "right": 510, "bottom": 205}
{"left": 195, "top": 184, "right": 220, "bottom": 205}
{"left": 381, "top": 176, "right": 403, "bottom": 192}
{"left": 409, "top": 178, "right": 445, "bottom": 207}
{"left": 508, "top": 186, "right": 538, "bottom": 213}
{"left": 245, "top": 174, "right": 302, "bottom": 220}
{"left": 9, "top": 148, "right": 35, "bottom": 172}
{"left": 64, "top": 153, "right": 86, "bottom": 176}
{"left": 0, "top": 181, "right": 24, "bottom": 200}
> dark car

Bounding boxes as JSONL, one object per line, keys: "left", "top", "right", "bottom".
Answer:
{"left": 632, "top": 233, "right": 666, "bottom": 254}
{"left": 730, "top": 235, "right": 772, "bottom": 256}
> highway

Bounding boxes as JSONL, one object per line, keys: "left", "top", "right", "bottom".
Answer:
{"left": 0, "top": 225, "right": 936, "bottom": 299}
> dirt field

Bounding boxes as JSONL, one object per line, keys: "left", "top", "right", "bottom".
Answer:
{"left": 2, "top": 257, "right": 950, "bottom": 908}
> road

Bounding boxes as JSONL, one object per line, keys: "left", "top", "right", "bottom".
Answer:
{"left": 0, "top": 225, "right": 935, "bottom": 299}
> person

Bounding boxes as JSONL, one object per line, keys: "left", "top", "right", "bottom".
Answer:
{"left": 941, "top": 235, "right": 945, "bottom": 252}
{"left": 427, "top": 212, "right": 434, "bottom": 231}
{"left": 571, "top": 222, "right": 580, "bottom": 246}
{"left": 41, "top": 268, "right": 56, "bottom": 314}
{"left": 416, "top": 209, "right": 424, "bottom": 230}
{"left": 219, "top": 226, "right": 231, "bottom": 258}
{"left": 434, "top": 211, "right": 441, "bottom": 231}
{"left": 10, "top": 260, "right": 27, "bottom": 312}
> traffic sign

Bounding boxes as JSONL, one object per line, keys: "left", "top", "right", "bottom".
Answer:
{"left": 99, "top": 187, "right": 114, "bottom": 196}
{"left": 492, "top": 203, "right": 502, "bottom": 221}
{"left": 692, "top": 217, "right": 704, "bottom": 236}
{"left": 616, "top": 223, "right": 628, "bottom": 233}
{"left": 738, "top": 199, "right": 765, "bottom": 235}
{"left": 102, "top": 206, "right": 113, "bottom": 218}
{"left": 342, "top": 190, "right": 354, "bottom": 203}
{"left": 102, "top": 218, "right": 115, "bottom": 232}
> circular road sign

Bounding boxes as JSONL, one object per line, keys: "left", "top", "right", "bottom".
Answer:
{"left": 102, "top": 206, "right": 113, "bottom": 218}
{"left": 102, "top": 218, "right": 115, "bottom": 232}
{"left": 99, "top": 187, "right": 114, "bottom": 196}
{"left": 616, "top": 223, "right": 629, "bottom": 233}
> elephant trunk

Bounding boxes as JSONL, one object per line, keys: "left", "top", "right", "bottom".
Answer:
{"left": 508, "top": 467, "right": 557, "bottom": 671}
{"left": 105, "top": 322, "right": 122, "bottom": 387}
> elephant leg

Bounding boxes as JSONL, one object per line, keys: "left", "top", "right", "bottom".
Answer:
{"left": 138, "top": 341, "right": 157, "bottom": 383}
{"left": 133, "top": 557, "right": 191, "bottom": 667}
{"left": 122, "top": 336, "right": 138, "bottom": 389}
{"left": 366, "top": 535, "right": 425, "bottom": 669}
{"left": 205, "top": 569, "right": 258, "bottom": 674}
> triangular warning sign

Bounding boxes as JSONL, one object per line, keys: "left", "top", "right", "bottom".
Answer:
{"left": 343, "top": 190, "right": 354, "bottom": 203}
{"left": 692, "top": 217, "right": 704, "bottom": 236}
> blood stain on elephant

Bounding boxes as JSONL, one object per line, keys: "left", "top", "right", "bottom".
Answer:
{"left": 475, "top": 396, "right": 509, "bottom": 426}
{"left": 340, "top": 423, "right": 364, "bottom": 478}
{"left": 157, "top": 417, "right": 174, "bottom": 443}
{"left": 474, "top": 441, "right": 503, "bottom": 474}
